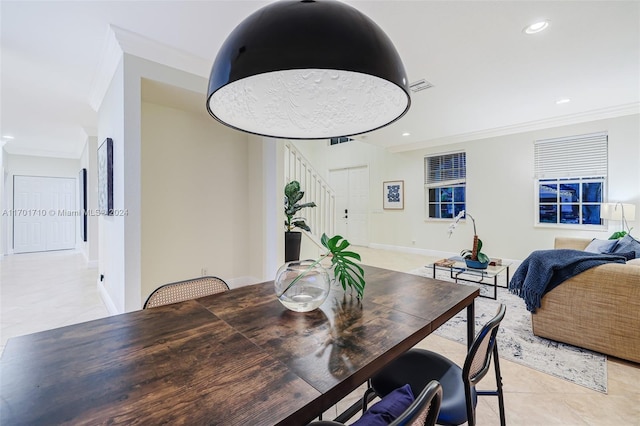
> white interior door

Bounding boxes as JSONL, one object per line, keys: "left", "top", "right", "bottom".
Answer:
{"left": 329, "top": 166, "right": 369, "bottom": 246}
{"left": 13, "top": 176, "right": 76, "bottom": 253}
{"left": 331, "top": 169, "right": 349, "bottom": 239}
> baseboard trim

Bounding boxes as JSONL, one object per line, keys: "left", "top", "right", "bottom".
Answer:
{"left": 80, "top": 249, "right": 98, "bottom": 268}
{"left": 368, "top": 242, "right": 523, "bottom": 271}
{"left": 368, "top": 242, "right": 457, "bottom": 259}
{"left": 97, "top": 280, "right": 120, "bottom": 315}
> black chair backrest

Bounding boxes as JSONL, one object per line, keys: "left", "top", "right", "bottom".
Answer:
{"left": 463, "top": 304, "right": 507, "bottom": 386}
{"left": 390, "top": 380, "right": 442, "bottom": 426}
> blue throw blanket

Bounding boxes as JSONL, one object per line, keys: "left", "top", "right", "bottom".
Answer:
{"left": 509, "top": 249, "right": 626, "bottom": 313}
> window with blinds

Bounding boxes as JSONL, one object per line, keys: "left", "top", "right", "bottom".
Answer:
{"left": 424, "top": 152, "right": 466, "bottom": 219}
{"left": 534, "top": 132, "right": 607, "bottom": 226}
{"left": 329, "top": 137, "right": 353, "bottom": 145}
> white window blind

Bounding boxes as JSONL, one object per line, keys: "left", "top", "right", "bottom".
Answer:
{"left": 534, "top": 132, "right": 608, "bottom": 179}
{"left": 424, "top": 152, "right": 466, "bottom": 187}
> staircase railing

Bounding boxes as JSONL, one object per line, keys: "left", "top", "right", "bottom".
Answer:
{"left": 284, "top": 143, "right": 335, "bottom": 242}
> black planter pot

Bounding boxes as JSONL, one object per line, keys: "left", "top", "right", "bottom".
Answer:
{"left": 284, "top": 232, "right": 302, "bottom": 262}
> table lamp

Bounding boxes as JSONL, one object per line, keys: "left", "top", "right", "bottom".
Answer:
{"left": 600, "top": 202, "right": 636, "bottom": 236}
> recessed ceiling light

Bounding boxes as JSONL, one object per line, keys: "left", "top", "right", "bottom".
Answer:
{"left": 523, "top": 20, "right": 549, "bottom": 34}
{"left": 2, "top": 135, "right": 15, "bottom": 139}
{"left": 402, "top": 132, "right": 411, "bottom": 137}
{"left": 556, "top": 98, "right": 571, "bottom": 105}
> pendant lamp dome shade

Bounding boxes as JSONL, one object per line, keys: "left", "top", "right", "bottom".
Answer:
{"left": 207, "top": 0, "right": 410, "bottom": 139}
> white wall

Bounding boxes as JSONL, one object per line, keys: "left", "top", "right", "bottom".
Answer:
{"left": 416, "top": 114, "right": 639, "bottom": 260}
{"left": 2, "top": 153, "right": 81, "bottom": 254}
{"left": 248, "top": 136, "right": 281, "bottom": 281}
{"left": 97, "top": 53, "right": 277, "bottom": 313}
{"left": 97, "top": 57, "right": 126, "bottom": 313}
{"left": 0, "top": 145, "right": 6, "bottom": 256}
{"left": 296, "top": 114, "right": 640, "bottom": 261}
{"left": 141, "top": 101, "right": 260, "bottom": 298}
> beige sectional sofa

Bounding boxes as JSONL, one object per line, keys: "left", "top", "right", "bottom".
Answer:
{"left": 531, "top": 237, "right": 640, "bottom": 364}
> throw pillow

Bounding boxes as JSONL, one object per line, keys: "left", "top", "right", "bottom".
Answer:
{"left": 612, "top": 235, "right": 640, "bottom": 259}
{"left": 614, "top": 251, "right": 635, "bottom": 261}
{"left": 584, "top": 238, "right": 618, "bottom": 254}
{"left": 628, "top": 258, "right": 640, "bottom": 266}
{"left": 352, "top": 384, "right": 415, "bottom": 426}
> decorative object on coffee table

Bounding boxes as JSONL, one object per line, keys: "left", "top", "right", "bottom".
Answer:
{"left": 448, "top": 210, "right": 490, "bottom": 269}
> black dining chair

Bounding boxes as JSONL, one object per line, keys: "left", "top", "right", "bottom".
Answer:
{"left": 310, "top": 380, "right": 442, "bottom": 426}
{"left": 143, "top": 276, "right": 229, "bottom": 309}
{"left": 362, "top": 304, "right": 507, "bottom": 426}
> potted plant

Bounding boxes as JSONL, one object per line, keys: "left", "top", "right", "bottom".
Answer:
{"left": 274, "top": 233, "right": 365, "bottom": 312}
{"left": 449, "top": 210, "right": 490, "bottom": 269}
{"left": 284, "top": 180, "right": 316, "bottom": 261}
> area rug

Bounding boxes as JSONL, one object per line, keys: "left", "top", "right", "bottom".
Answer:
{"left": 408, "top": 267, "right": 607, "bottom": 393}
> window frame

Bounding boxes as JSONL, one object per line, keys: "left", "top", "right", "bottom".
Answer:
{"left": 424, "top": 151, "right": 466, "bottom": 221}
{"left": 533, "top": 132, "right": 608, "bottom": 230}
{"left": 535, "top": 176, "right": 607, "bottom": 229}
{"left": 329, "top": 137, "right": 353, "bottom": 145}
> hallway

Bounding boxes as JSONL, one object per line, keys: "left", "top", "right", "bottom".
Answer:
{"left": 0, "top": 250, "right": 109, "bottom": 354}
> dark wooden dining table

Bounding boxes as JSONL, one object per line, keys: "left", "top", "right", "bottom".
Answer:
{"left": 0, "top": 265, "right": 478, "bottom": 425}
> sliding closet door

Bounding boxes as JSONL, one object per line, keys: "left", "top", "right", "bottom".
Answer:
{"left": 13, "top": 176, "right": 76, "bottom": 253}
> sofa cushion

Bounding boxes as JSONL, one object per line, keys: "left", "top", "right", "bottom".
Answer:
{"left": 584, "top": 238, "right": 618, "bottom": 254}
{"left": 628, "top": 258, "right": 640, "bottom": 265}
{"left": 612, "top": 235, "right": 640, "bottom": 258}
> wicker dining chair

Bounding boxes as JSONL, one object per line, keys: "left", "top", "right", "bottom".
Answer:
{"left": 143, "top": 276, "right": 229, "bottom": 309}
{"left": 310, "top": 380, "right": 442, "bottom": 426}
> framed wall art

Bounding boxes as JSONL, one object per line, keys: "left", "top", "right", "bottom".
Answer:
{"left": 383, "top": 180, "right": 404, "bottom": 210}
{"left": 79, "top": 168, "right": 87, "bottom": 241}
{"left": 98, "top": 138, "right": 113, "bottom": 215}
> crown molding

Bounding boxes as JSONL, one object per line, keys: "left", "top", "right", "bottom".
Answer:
{"left": 88, "top": 26, "right": 124, "bottom": 112}
{"left": 88, "top": 25, "right": 210, "bottom": 112}
{"left": 3, "top": 144, "right": 81, "bottom": 159}
{"left": 389, "top": 102, "right": 640, "bottom": 153}
{"left": 81, "top": 127, "right": 98, "bottom": 139}
{"left": 112, "top": 25, "right": 210, "bottom": 78}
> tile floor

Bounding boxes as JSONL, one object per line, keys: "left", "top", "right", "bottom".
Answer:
{"left": 1, "top": 248, "right": 639, "bottom": 425}
{"left": 0, "top": 250, "right": 109, "bottom": 354}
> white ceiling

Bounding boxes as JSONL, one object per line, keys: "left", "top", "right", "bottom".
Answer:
{"left": 1, "top": 1, "right": 638, "bottom": 158}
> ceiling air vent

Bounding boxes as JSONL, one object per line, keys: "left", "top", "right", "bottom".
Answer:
{"left": 409, "top": 79, "right": 434, "bottom": 93}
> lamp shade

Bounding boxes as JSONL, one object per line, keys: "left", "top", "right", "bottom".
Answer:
{"left": 600, "top": 203, "right": 636, "bottom": 221}
{"left": 207, "top": 0, "right": 411, "bottom": 139}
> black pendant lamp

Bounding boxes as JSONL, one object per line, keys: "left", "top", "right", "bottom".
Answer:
{"left": 207, "top": 0, "right": 410, "bottom": 140}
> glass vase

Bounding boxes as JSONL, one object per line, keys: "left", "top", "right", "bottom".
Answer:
{"left": 274, "top": 260, "right": 331, "bottom": 312}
